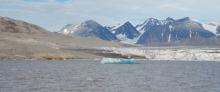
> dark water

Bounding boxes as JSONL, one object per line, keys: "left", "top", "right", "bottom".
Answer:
{"left": 0, "top": 60, "right": 220, "bottom": 92}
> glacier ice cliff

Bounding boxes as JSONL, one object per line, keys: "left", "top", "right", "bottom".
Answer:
{"left": 99, "top": 47, "right": 220, "bottom": 61}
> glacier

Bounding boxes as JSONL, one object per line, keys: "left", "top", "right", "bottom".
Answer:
{"left": 115, "top": 34, "right": 140, "bottom": 44}
{"left": 202, "top": 22, "right": 220, "bottom": 35}
{"left": 101, "top": 58, "right": 140, "bottom": 64}
{"left": 99, "top": 47, "right": 220, "bottom": 61}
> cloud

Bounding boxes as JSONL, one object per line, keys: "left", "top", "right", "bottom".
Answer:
{"left": 159, "top": 3, "right": 191, "bottom": 11}
{"left": 0, "top": 0, "right": 220, "bottom": 32}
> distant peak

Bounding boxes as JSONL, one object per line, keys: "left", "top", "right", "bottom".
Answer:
{"left": 183, "top": 17, "right": 190, "bottom": 20}
{"left": 84, "top": 20, "right": 100, "bottom": 25}
{"left": 148, "top": 18, "right": 157, "bottom": 21}
{"left": 176, "top": 17, "right": 191, "bottom": 22}
{"left": 125, "top": 21, "right": 130, "bottom": 23}
{"left": 142, "top": 18, "right": 158, "bottom": 24}
{"left": 66, "top": 23, "right": 72, "bottom": 26}
{"left": 165, "top": 17, "right": 174, "bottom": 21}
{"left": 85, "top": 20, "right": 96, "bottom": 23}
{"left": 124, "top": 21, "right": 131, "bottom": 24}
{"left": 117, "top": 21, "right": 130, "bottom": 26}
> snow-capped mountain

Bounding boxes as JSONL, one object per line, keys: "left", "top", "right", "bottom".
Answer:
{"left": 59, "top": 20, "right": 118, "bottom": 41}
{"left": 136, "top": 18, "right": 161, "bottom": 34}
{"left": 110, "top": 21, "right": 140, "bottom": 44}
{"left": 136, "top": 17, "right": 216, "bottom": 44}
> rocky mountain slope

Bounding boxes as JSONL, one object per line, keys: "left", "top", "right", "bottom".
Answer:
{"left": 58, "top": 20, "right": 118, "bottom": 41}
{"left": 177, "top": 35, "right": 220, "bottom": 46}
{"left": 0, "top": 17, "right": 49, "bottom": 34}
{"left": 0, "top": 16, "right": 130, "bottom": 60}
{"left": 142, "top": 35, "right": 220, "bottom": 47}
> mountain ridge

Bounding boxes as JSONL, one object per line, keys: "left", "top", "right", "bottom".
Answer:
{"left": 59, "top": 17, "right": 220, "bottom": 45}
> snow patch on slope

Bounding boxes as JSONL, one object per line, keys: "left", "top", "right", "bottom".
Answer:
{"left": 136, "top": 19, "right": 156, "bottom": 31}
{"left": 111, "top": 31, "right": 116, "bottom": 34}
{"left": 190, "top": 18, "right": 200, "bottom": 22}
{"left": 136, "top": 24, "right": 146, "bottom": 32}
{"left": 202, "top": 23, "right": 219, "bottom": 35}
{"left": 61, "top": 23, "right": 83, "bottom": 34}
{"left": 110, "top": 23, "right": 126, "bottom": 31}
{"left": 64, "top": 29, "right": 68, "bottom": 34}
{"left": 115, "top": 34, "right": 138, "bottom": 44}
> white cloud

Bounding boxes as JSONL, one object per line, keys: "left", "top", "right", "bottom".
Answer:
{"left": 159, "top": 2, "right": 191, "bottom": 11}
{"left": 0, "top": 0, "right": 220, "bottom": 32}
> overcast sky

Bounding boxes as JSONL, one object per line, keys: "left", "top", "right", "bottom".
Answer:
{"left": 0, "top": 0, "right": 219, "bottom": 32}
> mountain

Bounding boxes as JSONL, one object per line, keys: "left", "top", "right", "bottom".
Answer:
{"left": 0, "top": 17, "right": 49, "bottom": 34}
{"left": 136, "top": 17, "right": 216, "bottom": 44}
{"left": 109, "top": 21, "right": 140, "bottom": 44}
{"left": 59, "top": 20, "right": 118, "bottom": 41}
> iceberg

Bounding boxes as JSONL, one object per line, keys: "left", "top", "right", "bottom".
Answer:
{"left": 100, "top": 58, "right": 140, "bottom": 64}
{"left": 94, "top": 58, "right": 103, "bottom": 61}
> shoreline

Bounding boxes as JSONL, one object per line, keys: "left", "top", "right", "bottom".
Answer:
{"left": 1, "top": 46, "right": 220, "bottom": 61}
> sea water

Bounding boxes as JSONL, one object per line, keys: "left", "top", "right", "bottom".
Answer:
{"left": 0, "top": 60, "right": 220, "bottom": 92}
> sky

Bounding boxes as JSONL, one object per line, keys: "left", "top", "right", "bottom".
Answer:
{"left": 0, "top": 0, "right": 219, "bottom": 32}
